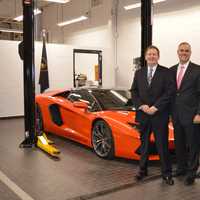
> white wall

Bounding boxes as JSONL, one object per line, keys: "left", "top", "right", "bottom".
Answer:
{"left": 0, "top": 41, "right": 74, "bottom": 117}
{"left": 35, "top": 43, "right": 74, "bottom": 91}
{"left": 117, "top": 0, "right": 200, "bottom": 88}
{"left": 42, "top": 0, "right": 116, "bottom": 88}
{"left": 0, "top": 40, "right": 115, "bottom": 117}
{"left": 0, "top": 40, "right": 24, "bottom": 117}
{"left": 116, "top": 16, "right": 141, "bottom": 88}
{"left": 153, "top": 5, "right": 200, "bottom": 66}
{"left": 2, "top": 0, "right": 200, "bottom": 117}
{"left": 75, "top": 53, "right": 98, "bottom": 82}
{"left": 41, "top": 0, "right": 200, "bottom": 89}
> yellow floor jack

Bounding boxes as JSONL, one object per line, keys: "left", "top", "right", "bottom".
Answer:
{"left": 37, "top": 132, "right": 60, "bottom": 157}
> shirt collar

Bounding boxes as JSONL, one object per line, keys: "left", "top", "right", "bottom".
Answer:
{"left": 148, "top": 64, "right": 158, "bottom": 71}
{"left": 178, "top": 61, "right": 190, "bottom": 69}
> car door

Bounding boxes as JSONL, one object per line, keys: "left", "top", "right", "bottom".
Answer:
{"left": 61, "top": 90, "right": 99, "bottom": 145}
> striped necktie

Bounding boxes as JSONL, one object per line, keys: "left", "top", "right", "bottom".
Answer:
{"left": 148, "top": 67, "right": 153, "bottom": 85}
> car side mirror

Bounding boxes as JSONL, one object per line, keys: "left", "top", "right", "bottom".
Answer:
{"left": 73, "top": 101, "right": 88, "bottom": 110}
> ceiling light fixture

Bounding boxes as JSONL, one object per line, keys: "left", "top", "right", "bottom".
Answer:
{"left": 14, "top": 8, "right": 42, "bottom": 22}
{"left": 44, "top": 0, "right": 71, "bottom": 3}
{"left": 124, "top": 0, "right": 166, "bottom": 10}
{"left": 57, "top": 15, "right": 88, "bottom": 26}
{"left": 0, "top": 28, "right": 23, "bottom": 33}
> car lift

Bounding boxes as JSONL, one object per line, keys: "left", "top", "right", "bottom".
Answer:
{"left": 36, "top": 115, "right": 60, "bottom": 157}
{"left": 36, "top": 132, "right": 60, "bottom": 157}
{"left": 19, "top": 0, "right": 60, "bottom": 158}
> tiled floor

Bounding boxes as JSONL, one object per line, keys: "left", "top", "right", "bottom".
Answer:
{"left": 0, "top": 118, "right": 199, "bottom": 200}
{"left": 0, "top": 180, "right": 21, "bottom": 200}
{"left": 92, "top": 176, "right": 200, "bottom": 200}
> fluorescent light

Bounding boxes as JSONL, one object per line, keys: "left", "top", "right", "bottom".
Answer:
{"left": 14, "top": 8, "right": 42, "bottom": 22}
{"left": 154, "top": 0, "right": 167, "bottom": 3}
{"left": 44, "top": 0, "right": 71, "bottom": 3}
{"left": 124, "top": 3, "right": 141, "bottom": 10}
{"left": 57, "top": 16, "right": 88, "bottom": 26}
{"left": 0, "top": 28, "right": 23, "bottom": 33}
{"left": 124, "top": 0, "right": 166, "bottom": 10}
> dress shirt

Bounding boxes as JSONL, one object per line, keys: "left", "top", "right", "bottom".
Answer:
{"left": 176, "top": 61, "right": 190, "bottom": 80}
{"left": 147, "top": 64, "right": 157, "bottom": 79}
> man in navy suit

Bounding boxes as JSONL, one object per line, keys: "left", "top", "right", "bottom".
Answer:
{"left": 170, "top": 42, "right": 200, "bottom": 185}
{"left": 131, "top": 45, "right": 174, "bottom": 185}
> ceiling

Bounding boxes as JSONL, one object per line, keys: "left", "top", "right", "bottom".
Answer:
{"left": 0, "top": 0, "right": 200, "bottom": 40}
{"left": 0, "top": 0, "right": 59, "bottom": 30}
{"left": 0, "top": 0, "right": 64, "bottom": 40}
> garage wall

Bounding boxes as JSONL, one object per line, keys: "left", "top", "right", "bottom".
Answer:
{"left": 117, "top": 0, "right": 200, "bottom": 88}
{"left": 0, "top": 40, "right": 24, "bottom": 118}
{"left": 35, "top": 43, "right": 74, "bottom": 91}
{"left": 0, "top": 40, "right": 114, "bottom": 117}
{"left": 116, "top": 15, "right": 141, "bottom": 88}
{"left": 41, "top": 0, "right": 116, "bottom": 87}
{"left": 41, "top": 0, "right": 200, "bottom": 89}
{"left": 153, "top": 4, "right": 200, "bottom": 66}
{"left": 1, "top": 0, "right": 200, "bottom": 117}
{"left": 0, "top": 41, "right": 73, "bottom": 117}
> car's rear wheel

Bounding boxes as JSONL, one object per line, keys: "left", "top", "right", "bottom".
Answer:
{"left": 35, "top": 104, "right": 43, "bottom": 136}
{"left": 92, "top": 120, "right": 114, "bottom": 159}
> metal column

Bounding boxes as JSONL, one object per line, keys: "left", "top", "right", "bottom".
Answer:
{"left": 20, "top": 0, "right": 35, "bottom": 148}
{"left": 141, "top": 0, "right": 152, "bottom": 67}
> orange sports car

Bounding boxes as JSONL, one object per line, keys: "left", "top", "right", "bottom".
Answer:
{"left": 35, "top": 88, "right": 174, "bottom": 160}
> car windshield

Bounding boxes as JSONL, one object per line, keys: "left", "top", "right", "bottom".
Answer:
{"left": 91, "top": 89, "right": 135, "bottom": 110}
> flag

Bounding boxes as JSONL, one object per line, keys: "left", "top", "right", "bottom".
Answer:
{"left": 39, "top": 31, "right": 49, "bottom": 93}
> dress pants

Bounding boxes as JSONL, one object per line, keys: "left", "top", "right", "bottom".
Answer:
{"left": 139, "top": 120, "right": 172, "bottom": 177}
{"left": 173, "top": 120, "right": 199, "bottom": 178}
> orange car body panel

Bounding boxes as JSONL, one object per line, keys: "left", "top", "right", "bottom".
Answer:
{"left": 36, "top": 91, "right": 174, "bottom": 160}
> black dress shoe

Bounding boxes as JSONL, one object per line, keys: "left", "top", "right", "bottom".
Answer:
{"left": 135, "top": 170, "right": 148, "bottom": 181}
{"left": 163, "top": 176, "right": 174, "bottom": 185}
{"left": 184, "top": 176, "right": 195, "bottom": 185}
{"left": 172, "top": 170, "right": 186, "bottom": 177}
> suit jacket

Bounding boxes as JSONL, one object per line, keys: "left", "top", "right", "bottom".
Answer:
{"left": 130, "top": 65, "right": 174, "bottom": 125}
{"left": 170, "top": 62, "right": 200, "bottom": 125}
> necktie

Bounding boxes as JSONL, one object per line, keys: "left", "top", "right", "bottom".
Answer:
{"left": 177, "top": 66, "right": 185, "bottom": 89}
{"left": 148, "top": 67, "right": 153, "bottom": 85}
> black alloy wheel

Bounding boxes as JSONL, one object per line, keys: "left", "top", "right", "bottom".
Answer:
{"left": 92, "top": 120, "right": 114, "bottom": 159}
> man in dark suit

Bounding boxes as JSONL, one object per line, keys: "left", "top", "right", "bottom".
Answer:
{"left": 170, "top": 42, "right": 200, "bottom": 185}
{"left": 131, "top": 45, "right": 174, "bottom": 185}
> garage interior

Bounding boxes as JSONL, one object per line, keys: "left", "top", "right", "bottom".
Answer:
{"left": 0, "top": 0, "right": 200, "bottom": 200}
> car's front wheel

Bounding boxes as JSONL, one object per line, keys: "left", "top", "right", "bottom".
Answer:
{"left": 92, "top": 120, "right": 114, "bottom": 159}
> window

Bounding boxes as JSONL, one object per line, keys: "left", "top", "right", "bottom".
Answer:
{"left": 67, "top": 90, "right": 100, "bottom": 112}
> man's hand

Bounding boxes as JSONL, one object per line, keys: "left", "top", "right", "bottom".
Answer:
{"left": 139, "top": 105, "right": 150, "bottom": 113}
{"left": 193, "top": 114, "right": 200, "bottom": 124}
{"left": 147, "top": 106, "right": 158, "bottom": 115}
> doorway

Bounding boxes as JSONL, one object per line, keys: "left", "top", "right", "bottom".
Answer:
{"left": 73, "top": 49, "right": 102, "bottom": 87}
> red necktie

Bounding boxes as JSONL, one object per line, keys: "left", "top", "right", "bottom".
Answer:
{"left": 177, "top": 66, "right": 185, "bottom": 89}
